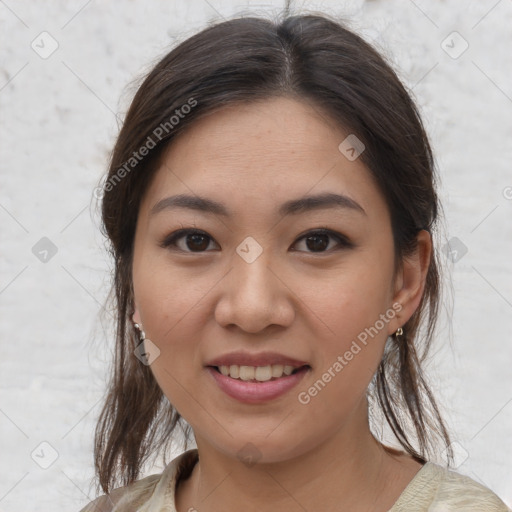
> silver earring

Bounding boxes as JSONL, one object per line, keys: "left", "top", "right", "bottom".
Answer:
{"left": 134, "top": 322, "right": 146, "bottom": 341}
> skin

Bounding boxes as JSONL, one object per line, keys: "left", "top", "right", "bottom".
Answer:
{"left": 131, "top": 97, "right": 431, "bottom": 512}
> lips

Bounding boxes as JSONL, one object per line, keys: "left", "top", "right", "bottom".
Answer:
{"left": 204, "top": 351, "right": 311, "bottom": 403}
{"left": 206, "top": 365, "right": 310, "bottom": 403}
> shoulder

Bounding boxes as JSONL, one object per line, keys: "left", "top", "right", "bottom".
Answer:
{"left": 78, "top": 473, "right": 162, "bottom": 512}
{"left": 78, "top": 449, "right": 199, "bottom": 512}
{"left": 433, "top": 465, "right": 511, "bottom": 511}
{"left": 391, "top": 462, "right": 511, "bottom": 511}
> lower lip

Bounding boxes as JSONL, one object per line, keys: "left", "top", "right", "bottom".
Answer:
{"left": 206, "top": 366, "right": 310, "bottom": 404}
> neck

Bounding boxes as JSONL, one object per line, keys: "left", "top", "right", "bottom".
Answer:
{"left": 176, "top": 406, "right": 417, "bottom": 512}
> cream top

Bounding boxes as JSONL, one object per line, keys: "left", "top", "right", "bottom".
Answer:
{"left": 79, "top": 449, "right": 510, "bottom": 511}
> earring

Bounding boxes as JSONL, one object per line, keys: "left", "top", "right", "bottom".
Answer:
{"left": 134, "top": 322, "right": 146, "bottom": 341}
{"left": 395, "top": 326, "right": 404, "bottom": 338}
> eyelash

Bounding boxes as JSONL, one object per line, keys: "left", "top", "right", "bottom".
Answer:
{"left": 159, "top": 228, "right": 353, "bottom": 254}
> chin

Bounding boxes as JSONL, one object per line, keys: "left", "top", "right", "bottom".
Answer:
{"left": 202, "top": 432, "right": 317, "bottom": 467}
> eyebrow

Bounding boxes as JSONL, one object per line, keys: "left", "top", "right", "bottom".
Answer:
{"left": 150, "top": 192, "right": 366, "bottom": 218}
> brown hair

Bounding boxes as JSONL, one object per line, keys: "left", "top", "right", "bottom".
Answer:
{"left": 93, "top": 12, "right": 452, "bottom": 495}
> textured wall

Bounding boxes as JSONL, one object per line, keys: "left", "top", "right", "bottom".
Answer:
{"left": 1, "top": 0, "right": 511, "bottom": 509}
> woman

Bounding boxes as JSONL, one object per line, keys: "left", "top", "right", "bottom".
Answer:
{"left": 80, "top": 12, "right": 510, "bottom": 512}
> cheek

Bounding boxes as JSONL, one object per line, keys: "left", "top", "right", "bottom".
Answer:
{"left": 136, "top": 281, "right": 206, "bottom": 356}
{"left": 132, "top": 257, "right": 217, "bottom": 403}
{"left": 298, "top": 260, "right": 392, "bottom": 344}
{"left": 292, "top": 284, "right": 391, "bottom": 439}
{"left": 293, "top": 259, "right": 393, "bottom": 397}
{"left": 133, "top": 247, "right": 215, "bottom": 340}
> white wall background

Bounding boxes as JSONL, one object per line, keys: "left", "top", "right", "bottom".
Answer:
{"left": 1, "top": 0, "right": 511, "bottom": 510}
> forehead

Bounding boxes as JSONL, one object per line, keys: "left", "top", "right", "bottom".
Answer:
{"left": 140, "top": 97, "right": 388, "bottom": 224}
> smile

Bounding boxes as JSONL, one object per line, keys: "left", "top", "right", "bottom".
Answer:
{"left": 206, "top": 365, "right": 311, "bottom": 404}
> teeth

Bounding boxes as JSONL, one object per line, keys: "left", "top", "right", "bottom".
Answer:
{"left": 283, "top": 365, "right": 294, "bottom": 376}
{"left": 217, "top": 364, "right": 301, "bottom": 381}
{"left": 272, "top": 364, "right": 284, "bottom": 377}
{"left": 255, "top": 366, "right": 272, "bottom": 381}
{"left": 239, "top": 366, "right": 254, "bottom": 381}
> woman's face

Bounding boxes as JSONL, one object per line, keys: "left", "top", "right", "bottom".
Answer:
{"left": 131, "top": 97, "right": 420, "bottom": 463}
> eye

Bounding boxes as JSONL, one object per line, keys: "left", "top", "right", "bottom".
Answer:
{"left": 160, "top": 229, "right": 219, "bottom": 253}
{"left": 160, "top": 228, "right": 352, "bottom": 254}
{"left": 292, "top": 228, "right": 353, "bottom": 253}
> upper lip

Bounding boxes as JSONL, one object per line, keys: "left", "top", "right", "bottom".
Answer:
{"left": 205, "top": 351, "right": 310, "bottom": 368}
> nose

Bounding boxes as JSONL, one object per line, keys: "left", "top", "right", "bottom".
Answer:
{"left": 214, "top": 249, "right": 295, "bottom": 334}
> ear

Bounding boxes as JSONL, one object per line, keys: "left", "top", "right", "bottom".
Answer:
{"left": 389, "top": 229, "right": 432, "bottom": 333}
{"left": 132, "top": 306, "right": 141, "bottom": 325}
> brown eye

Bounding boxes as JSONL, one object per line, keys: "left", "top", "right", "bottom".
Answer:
{"left": 160, "top": 229, "right": 218, "bottom": 253}
{"left": 305, "top": 233, "right": 329, "bottom": 251}
{"left": 183, "top": 233, "right": 210, "bottom": 251}
{"left": 293, "top": 229, "right": 353, "bottom": 253}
